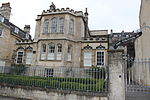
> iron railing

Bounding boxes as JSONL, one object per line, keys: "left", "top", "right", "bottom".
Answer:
{"left": 0, "top": 66, "right": 108, "bottom": 93}
{"left": 124, "top": 58, "right": 150, "bottom": 92}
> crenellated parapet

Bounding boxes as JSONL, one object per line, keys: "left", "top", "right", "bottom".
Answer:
{"left": 42, "top": 7, "right": 83, "bottom": 16}
{"left": 36, "top": 3, "right": 84, "bottom": 21}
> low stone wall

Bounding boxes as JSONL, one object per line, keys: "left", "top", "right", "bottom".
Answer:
{"left": 0, "top": 84, "right": 108, "bottom": 100}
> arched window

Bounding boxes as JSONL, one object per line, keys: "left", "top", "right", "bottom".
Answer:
{"left": 51, "top": 18, "right": 57, "bottom": 33}
{"left": 41, "top": 44, "right": 46, "bottom": 60}
{"left": 59, "top": 18, "right": 64, "bottom": 33}
{"left": 67, "top": 45, "right": 72, "bottom": 61}
{"left": 43, "top": 19, "right": 49, "bottom": 33}
{"left": 69, "top": 19, "right": 74, "bottom": 34}
{"left": 96, "top": 44, "right": 105, "bottom": 66}
{"left": 26, "top": 46, "right": 33, "bottom": 64}
{"left": 16, "top": 47, "right": 24, "bottom": 64}
{"left": 57, "top": 43, "right": 62, "bottom": 60}
{"left": 47, "top": 43, "right": 55, "bottom": 60}
{"left": 83, "top": 45, "right": 92, "bottom": 67}
{"left": 42, "top": 44, "right": 46, "bottom": 53}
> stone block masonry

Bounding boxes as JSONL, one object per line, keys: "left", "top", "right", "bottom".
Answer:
{"left": 0, "top": 84, "right": 108, "bottom": 100}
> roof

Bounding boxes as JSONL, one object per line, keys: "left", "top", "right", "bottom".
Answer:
{"left": 0, "top": 14, "right": 32, "bottom": 40}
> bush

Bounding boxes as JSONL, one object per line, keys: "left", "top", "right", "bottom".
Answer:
{"left": 10, "top": 64, "right": 27, "bottom": 75}
{"left": 0, "top": 73, "right": 105, "bottom": 92}
{"left": 86, "top": 67, "right": 106, "bottom": 79}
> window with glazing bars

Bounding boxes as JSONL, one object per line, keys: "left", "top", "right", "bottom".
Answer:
{"left": 97, "top": 52, "right": 104, "bottom": 66}
{"left": 51, "top": 18, "right": 57, "bottom": 33}
{"left": 17, "top": 52, "right": 23, "bottom": 64}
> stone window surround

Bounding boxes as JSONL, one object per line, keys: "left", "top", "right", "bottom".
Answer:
{"left": 16, "top": 51, "right": 24, "bottom": 64}
{"left": 82, "top": 44, "right": 106, "bottom": 67}
{"left": 68, "top": 19, "right": 74, "bottom": 34}
{"left": 42, "top": 17, "right": 75, "bottom": 34}
{"left": 67, "top": 45, "right": 72, "bottom": 62}
{"left": 96, "top": 50, "right": 105, "bottom": 67}
{"left": 43, "top": 19, "right": 49, "bottom": 33}
{"left": 83, "top": 51, "right": 92, "bottom": 67}
{"left": 40, "top": 43, "right": 63, "bottom": 61}
{"left": 59, "top": 18, "right": 64, "bottom": 33}
{"left": 51, "top": 17, "right": 57, "bottom": 33}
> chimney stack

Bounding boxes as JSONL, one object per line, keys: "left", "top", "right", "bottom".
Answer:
{"left": 0, "top": 2, "right": 11, "bottom": 20}
{"left": 24, "top": 25, "right": 30, "bottom": 34}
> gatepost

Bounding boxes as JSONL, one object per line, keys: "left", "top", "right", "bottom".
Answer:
{"left": 108, "top": 50, "right": 125, "bottom": 100}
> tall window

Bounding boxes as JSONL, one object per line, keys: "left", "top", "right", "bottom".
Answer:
{"left": 57, "top": 43, "right": 62, "bottom": 60}
{"left": 47, "top": 43, "right": 55, "bottom": 60}
{"left": 51, "top": 18, "right": 57, "bottom": 33}
{"left": 43, "top": 19, "right": 49, "bottom": 33}
{"left": 41, "top": 44, "right": 46, "bottom": 60}
{"left": 84, "top": 52, "right": 92, "bottom": 67}
{"left": 67, "top": 45, "right": 72, "bottom": 61}
{"left": 17, "top": 52, "right": 24, "bottom": 64}
{"left": 69, "top": 19, "right": 74, "bottom": 34}
{"left": 97, "top": 51, "right": 105, "bottom": 66}
{"left": 45, "top": 68, "right": 54, "bottom": 77}
{"left": 0, "top": 27, "right": 3, "bottom": 37}
{"left": 59, "top": 18, "right": 64, "bottom": 33}
{"left": 26, "top": 52, "right": 32, "bottom": 64}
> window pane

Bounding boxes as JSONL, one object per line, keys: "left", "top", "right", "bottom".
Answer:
{"left": 45, "top": 68, "right": 54, "bottom": 77}
{"left": 17, "top": 52, "right": 23, "bottom": 64}
{"left": 26, "top": 52, "right": 32, "bottom": 64}
{"left": 84, "top": 52, "right": 92, "bottom": 66}
{"left": 97, "top": 52, "right": 104, "bottom": 66}
{"left": 57, "top": 44, "right": 62, "bottom": 60}
{"left": 42, "top": 44, "right": 46, "bottom": 53}
{"left": 41, "top": 44, "right": 46, "bottom": 60}
{"left": 67, "top": 46, "right": 72, "bottom": 61}
{"left": 47, "top": 53, "right": 55, "bottom": 60}
{"left": 59, "top": 18, "right": 64, "bottom": 32}
{"left": 51, "top": 18, "right": 57, "bottom": 33}
{"left": 43, "top": 20, "right": 49, "bottom": 33}
{"left": 69, "top": 19, "right": 74, "bottom": 33}
{"left": 47, "top": 43, "right": 55, "bottom": 60}
{"left": 41, "top": 53, "right": 46, "bottom": 60}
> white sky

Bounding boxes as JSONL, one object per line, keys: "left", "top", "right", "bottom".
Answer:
{"left": 0, "top": 0, "right": 141, "bottom": 37}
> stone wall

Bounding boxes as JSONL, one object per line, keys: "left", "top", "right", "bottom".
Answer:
{"left": 0, "top": 85, "right": 108, "bottom": 100}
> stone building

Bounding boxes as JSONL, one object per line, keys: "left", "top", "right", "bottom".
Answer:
{"left": 0, "top": 2, "right": 109, "bottom": 68}
{"left": 135, "top": 0, "right": 150, "bottom": 59}
{"left": 134, "top": 0, "right": 150, "bottom": 85}
{"left": 0, "top": 3, "right": 32, "bottom": 66}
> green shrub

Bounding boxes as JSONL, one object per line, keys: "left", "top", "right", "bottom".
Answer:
{"left": 0, "top": 73, "right": 105, "bottom": 92}
{"left": 10, "top": 64, "right": 27, "bottom": 75}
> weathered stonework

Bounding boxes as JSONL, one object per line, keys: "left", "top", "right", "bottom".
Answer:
{"left": 0, "top": 85, "right": 108, "bottom": 100}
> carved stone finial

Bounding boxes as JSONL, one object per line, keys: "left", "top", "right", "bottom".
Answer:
{"left": 84, "top": 8, "right": 88, "bottom": 16}
{"left": 50, "top": 2, "right": 56, "bottom": 10}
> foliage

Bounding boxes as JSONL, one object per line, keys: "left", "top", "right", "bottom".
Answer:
{"left": 86, "top": 67, "right": 106, "bottom": 79}
{"left": 10, "top": 64, "right": 27, "bottom": 75}
{"left": 0, "top": 73, "right": 105, "bottom": 92}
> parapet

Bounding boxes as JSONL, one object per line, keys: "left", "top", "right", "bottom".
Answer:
{"left": 41, "top": 7, "right": 83, "bottom": 17}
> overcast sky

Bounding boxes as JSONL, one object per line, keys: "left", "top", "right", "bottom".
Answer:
{"left": 0, "top": 0, "right": 141, "bottom": 37}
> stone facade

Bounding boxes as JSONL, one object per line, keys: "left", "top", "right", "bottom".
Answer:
{"left": 0, "top": 3, "right": 31, "bottom": 66}
{"left": 14, "top": 3, "right": 109, "bottom": 68}
{"left": 134, "top": 0, "right": 150, "bottom": 85}
{"left": 135, "top": 0, "right": 150, "bottom": 59}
